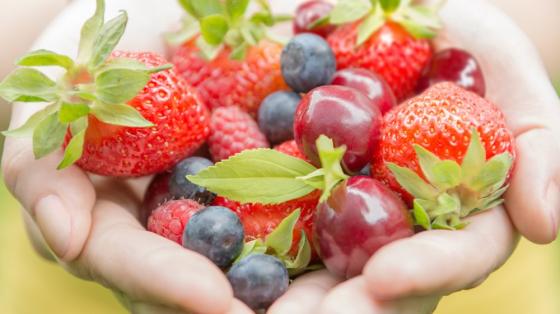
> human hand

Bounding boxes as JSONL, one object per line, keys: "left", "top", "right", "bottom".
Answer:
{"left": 269, "top": 0, "right": 560, "bottom": 313}
{"left": 2, "top": 1, "right": 253, "bottom": 313}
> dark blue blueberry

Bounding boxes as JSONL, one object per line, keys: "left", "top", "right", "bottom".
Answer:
{"left": 227, "top": 254, "right": 289, "bottom": 310}
{"left": 358, "top": 165, "right": 371, "bottom": 177}
{"left": 258, "top": 91, "right": 301, "bottom": 144}
{"left": 183, "top": 206, "right": 244, "bottom": 268}
{"left": 169, "top": 157, "right": 215, "bottom": 205}
{"left": 281, "top": 33, "right": 336, "bottom": 93}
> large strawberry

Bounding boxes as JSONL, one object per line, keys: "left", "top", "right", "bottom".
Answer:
{"left": 170, "top": 0, "right": 289, "bottom": 116}
{"left": 326, "top": 0, "right": 441, "bottom": 100}
{"left": 0, "top": 0, "right": 209, "bottom": 176}
{"left": 371, "top": 82, "right": 516, "bottom": 229}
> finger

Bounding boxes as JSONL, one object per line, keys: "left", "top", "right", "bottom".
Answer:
{"left": 319, "top": 277, "right": 440, "bottom": 314}
{"left": 363, "top": 207, "right": 517, "bottom": 300}
{"left": 75, "top": 194, "right": 234, "bottom": 314}
{"left": 226, "top": 299, "right": 254, "bottom": 314}
{"left": 434, "top": 0, "right": 560, "bottom": 243}
{"left": 131, "top": 302, "right": 189, "bottom": 314}
{"left": 21, "top": 209, "right": 55, "bottom": 261}
{"left": 268, "top": 270, "right": 342, "bottom": 314}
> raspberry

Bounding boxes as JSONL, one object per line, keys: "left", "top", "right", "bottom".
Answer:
{"left": 274, "top": 140, "right": 309, "bottom": 162}
{"left": 147, "top": 199, "right": 204, "bottom": 245}
{"left": 208, "top": 106, "right": 269, "bottom": 162}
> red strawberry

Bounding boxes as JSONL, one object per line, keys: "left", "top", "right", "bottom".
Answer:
{"left": 327, "top": 1, "right": 441, "bottom": 100}
{"left": 74, "top": 51, "right": 210, "bottom": 176}
{"left": 371, "top": 82, "right": 516, "bottom": 229}
{"left": 147, "top": 199, "right": 204, "bottom": 245}
{"left": 274, "top": 140, "right": 309, "bottom": 162}
{"left": 208, "top": 106, "right": 269, "bottom": 162}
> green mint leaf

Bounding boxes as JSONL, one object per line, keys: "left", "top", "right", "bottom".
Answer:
{"left": 387, "top": 162, "right": 438, "bottom": 200}
{"left": 379, "top": 0, "right": 400, "bottom": 13}
{"left": 330, "top": 0, "right": 372, "bottom": 25}
{"left": 32, "top": 112, "right": 67, "bottom": 159}
{"left": 17, "top": 50, "right": 74, "bottom": 70}
{"left": 297, "top": 169, "right": 326, "bottom": 190}
{"left": 58, "top": 118, "right": 88, "bottom": 169}
{"left": 461, "top": 129, "right": 486, "bottom": 185}
{"left": 230, "top": 42, "right": 248, "bottom": 60}
{"left": 196, "top": 37, "right": 222, "bottom": 60}
{"left": 226, "top": 0, "right": 249, "bottom": 22}
{"left": 286, "top": 231, "right": 312, "bottom": 276}
{"left": 356, "top": 11, "right": 385, "bottom": 46}
{"left": 78, "top": 0, "right": 105, "bottom": 63}
{"left": 178, "top": 0, "right": 199, "bottom": 18}
{"left": 95, "top": 68, "right": 150, "bottom": 105}
{"left": 58, "top": 103, "right": 90, "bottom": 123}
{"left": 165, "top": 15, "right": 200, "bottom": 46}
{"left": 191, "top": 0, "right": 224, "bottom": 18}
{"left": 187, "top": 149, "right": 318, "bottom": 204}
{"left": 200, "top": 14, "right": 230, "bottom": 45}
{"left": 265, "top": 209, "right": 300, "bottom": 256}
{"left": 0, "top": 68, "right": 57, "bottom": 103}
{"left": 470, "top": 152, "right": 513, "bottom": 192}
{"left": 91, "top": 103, "right": 153, "bottom": 127}
{"left": 412, "top": 199, "right": 431, "bottom": 230}
{"left": 90, "top": 11, "right": 128, "bottom": 68}
{"left": 315, "top": 135, "right": 349, "bottom": 202}
{"left": 2, "top": 103, "right": 59, "bottom": 137}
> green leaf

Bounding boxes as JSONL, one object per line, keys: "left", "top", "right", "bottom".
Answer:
{"left": 431, "top": 160, "right": 462, "bottom": 190}
{"left": 58, "top": 118, "right": 88, "bottom": 169}
{"left": 200, "top": 14, "right": 230, "bottom": 45}
{"left": 265, "top": 209, "right": 300, "bottom": 256}
{"left": 357, "top": 12, "right": 385, "bottom": 46}
{"left": 297, "top": 169, "right": 326, "bottom": 190}
{"left": 2, "top": 103, "right": 59, "bottom": 137}
{"left": 178, "top": 0, "right": 199, "bottom": 18}
{"left": 32, "top": 112, "right": 67, "bottom": 159}
{"left": 0, "top": 68, "right": 57, "bottom": 102}
{"left": 307, "top": 15, "right": 330, "bottom": 30}
{"left": 196, "top": 37, "right": 223, "bottom": 60}
{"left": 431, "top": 193, "right": 460, "bottom": 216}
{"left": 402, "top": 5, "right": 442, "bottom": 29}
{"left": 395, "top": 18, "right": 437, "bottom": 39}
{"left": 240, "top": 25, "right": 257, "bottom": 46}
{"left": 330, "top": 0, "right": 372, "bottom": 25}
{"left": 226, "top": 0, "right": 249, "bottom": 22}
{"left": 470, "top": 152, "right": 513, "bottom": 192}
{"left": 78, "top": 0, "right": 105, "bottom": 62}
{"left": 95, "top": 68, "right": 150, "bottom": 105}
{"left": 58, "top": 103, "right": 90, "bottom": 123}
{"left": 191, "top": 0, "right": 224, "bottom": 18}
{"left": 187, "top": 149, "right": 318, "bottom": 204}
{"left": 90, "top": 11, "right": 128, "bottom": 68}
{"left": 234, "top": 239, "right": 267, "bottom": 264}
{"left": 91, "top": 103, "right": 153, "bottom": 127}
{"left": 165, "top": 15, "right": 200, "bottom": 46}
{"left": 17, "top": 50, "right": 74, "bottom": 70}
{"left": 432, "top": 215, "right": 453, "bottom": 230}
{"left": 315, "top": 135, "right": 349, "bottom": 202}
{"left": 229, "top": 42, "right": 248, "bottom": 60}
{"left": 379, "top": 0, "right": 400, "bottom": 13}
{"left": 461, "top": 129, "right": 486, "bottom": 184}
{"left": 387, "top": 162, "right": 438, "bottom": 200}
{"left": 286, "top": 232, "right": 312, "bottom": 276}
{"left": 412, "top": 199, "right": 431, "bottom": 230}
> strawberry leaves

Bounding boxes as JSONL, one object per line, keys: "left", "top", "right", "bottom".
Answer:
{"left": 387, "top": 129, "right": 514, "bottom": 230}
{"left": 0, "top": 68, "right": 57, "bottom": 102}
{"left": 17, "top": 50, "right": 75, "bottom": 70}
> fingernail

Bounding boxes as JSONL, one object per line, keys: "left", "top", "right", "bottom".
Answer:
{"left": 546, "top": 180, "right": 560, "bottom": 239}
{"left": 34, "top": 195, "right": 71, "bottom": 258}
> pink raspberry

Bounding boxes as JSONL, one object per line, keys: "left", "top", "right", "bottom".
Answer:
{"left": 208, "top": 106, "right": 269, "bottom": 162}
{"left": 147, "top": 199, "right": 203, "bottom": 245}
{"left": 274, "top": 140, "right": 309, "bottom": 161}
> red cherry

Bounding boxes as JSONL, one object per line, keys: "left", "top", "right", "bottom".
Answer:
{"left": 294, "top": 85, "right": 382, "bottom": 173}
{"left": 313, "top": 176, "right": 414, "bottom": 278}
{"left": 331, "top": 68, "right": 397, "bottom": 115}
{"left": 417, "top": 48, "right": 486, "bottom": 96}
{"left": 293, "top": 0, "right": 336, "bottom": 38}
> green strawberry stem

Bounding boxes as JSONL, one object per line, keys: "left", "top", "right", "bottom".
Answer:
{"left": 387, "top": 129, "right": 514, "bottom": 230}
{"left": 329, "top": 0, "right": 443, "bottom": 46}
{"left": 171, "top": 0, "right": 291, "bottom": 60}
{"left": 0, "top": 0, "right": 170, "bottom": 169}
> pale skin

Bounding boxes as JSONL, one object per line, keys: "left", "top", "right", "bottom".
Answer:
{"left": 2, "top": 0, "right": 560, "bottom": 314}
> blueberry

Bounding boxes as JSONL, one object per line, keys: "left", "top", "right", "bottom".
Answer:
{"left": 227, "top": 254, "right": 289, "bottom": 310}
{"left": 358, "top": 165, "right": 371, "bottom": 177}
{"left": 183, "top": 206, "right": 244, "bottom": 268}
{"left": 169, "top": 157, "right": 215, "bottom": 205}
{"left": 281, "top": 33, "right": 336, "bottom": 93}
{"left": 258, "top": 91, "right": 301, "bottom": 144}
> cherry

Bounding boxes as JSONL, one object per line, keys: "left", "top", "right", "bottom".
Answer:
{"left": 331, "top": 68, "right": 397, "bottom": 115}
{"left": 293, "top": 0, "right": 336, "bottom": 38}
{"left": 314, "top": 176, "right": 414, "bottom": 278}
{"left": 417, "top": 48, "right": 486, "bottom": 96}
{"left": 294, "top": 85, "right": 382, "bottom": 173}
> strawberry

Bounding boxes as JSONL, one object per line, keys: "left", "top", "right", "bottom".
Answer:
{"left": 169, "top": 0, "right": 289, "bottom": 116}
{"left": 326, "top": 0, "right": 441, "bottom": 100}
{"left": 208, "top": 106, "right": 269, "bottom": 162}
{"left": 371, "top": 82, "right": 516, "bottom": 229}
{"left": 0, "top": 0, "right": 209, "bottom": 176}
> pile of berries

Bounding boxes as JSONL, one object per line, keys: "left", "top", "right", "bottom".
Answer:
{"left": 0, "top": 0, "right": 516, "bottom": 311}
